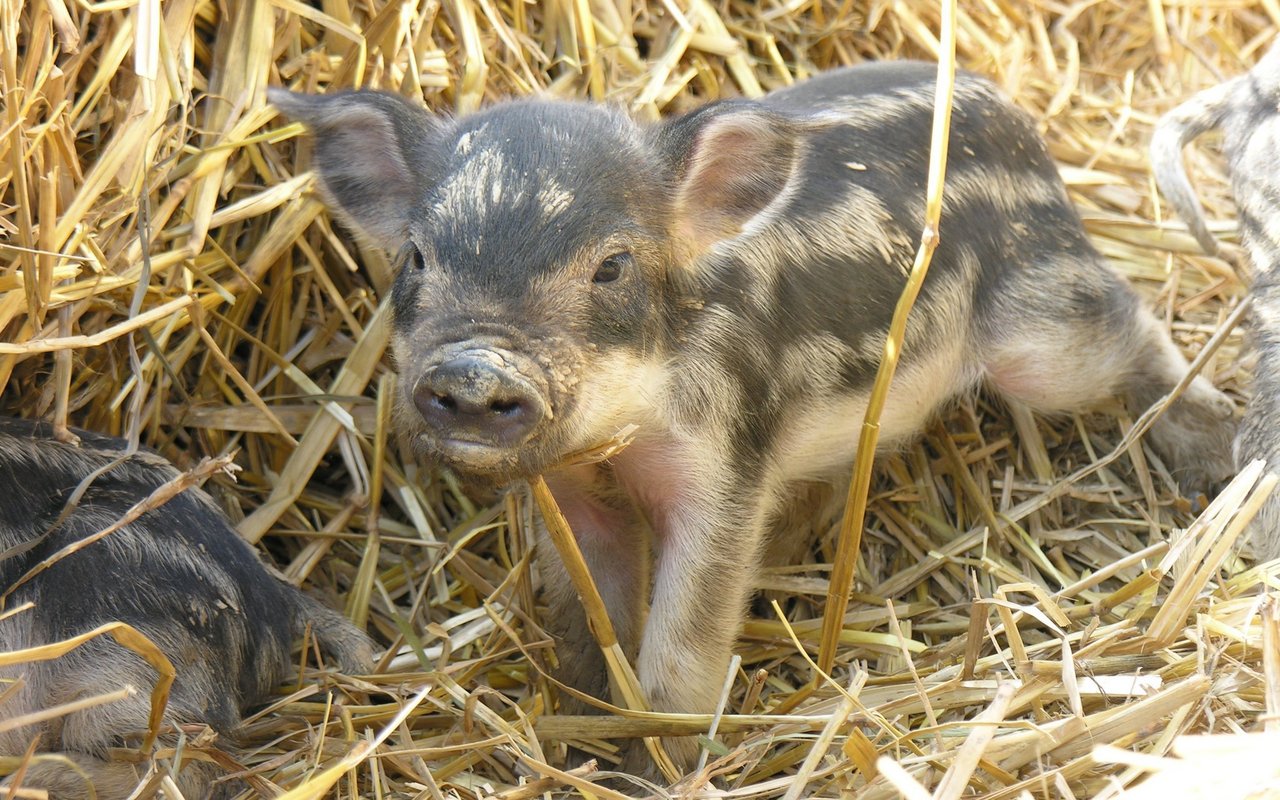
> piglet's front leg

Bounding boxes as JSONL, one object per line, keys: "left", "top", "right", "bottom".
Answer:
{"left": 617, "top": 443, "right": 773, "bottom": 774}
{"left": 540, "top": 467, "right": 651, "bottom": 717}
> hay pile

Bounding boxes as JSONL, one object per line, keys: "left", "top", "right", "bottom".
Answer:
{"left": 3, "top": 1, "right": 1280, "bottom": 798}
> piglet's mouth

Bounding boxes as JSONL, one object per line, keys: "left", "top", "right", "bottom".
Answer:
{"left": 429, "top": 436, "right": 524, "bottom": 472}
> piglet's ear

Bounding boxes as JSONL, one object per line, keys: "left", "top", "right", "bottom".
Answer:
{"left": 269, "top": 88, "right": 447, "bottom": 251}
{"left": 656, "top": 101, "right": 816, "bottom": 252}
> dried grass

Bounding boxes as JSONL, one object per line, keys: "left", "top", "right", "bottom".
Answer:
{"left": 3, "top": 0, "right": 1280, "bottom": 798}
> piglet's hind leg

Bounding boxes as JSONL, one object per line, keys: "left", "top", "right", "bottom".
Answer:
{"left": 981, "top": 258, "right": 1235, "bottom": 492}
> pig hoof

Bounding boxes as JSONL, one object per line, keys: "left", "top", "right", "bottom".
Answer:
{"left": 1147, "top": 391, "right": 1238, "bottom": 495}
{"left": 616, "top": 739, "right": 657, "bottom": 780}
{"left": 612, "top": 735, "right": 704, "bottom": 787}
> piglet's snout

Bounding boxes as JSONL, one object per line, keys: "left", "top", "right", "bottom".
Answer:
{"left": 414, "top": 350, "right": 547, "bottom": 449}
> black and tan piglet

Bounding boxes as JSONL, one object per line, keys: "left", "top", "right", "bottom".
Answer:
{"left": 0, "top": 419, "right": 371, "bottom": 798}
{"left": 1152, "top": 38, "right": 1280, "bottom": 559}
{"left": 273, "top": 61, "right": 1235, "bottom": 772}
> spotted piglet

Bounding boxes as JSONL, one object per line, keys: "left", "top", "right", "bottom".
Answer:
{"left": 273, "top": 61, "right": 1235, "bottom": 773}
{"left": 1152, "top": 38, "right": 1280, "bottom": 560}
{"left": 0, "top": 419, "right": 372, "bottom": 799}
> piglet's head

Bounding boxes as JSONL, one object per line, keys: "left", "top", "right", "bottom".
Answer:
{"left": 270, "top": 88, "right": 817, "bottom": 481}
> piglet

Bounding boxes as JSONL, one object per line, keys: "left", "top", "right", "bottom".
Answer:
{"left": 1151, "top": 38, "right": 1280, "bottom": 559}
{"left": 0, "top": 418, "right": 371, "bottom": 798}
{"left": 273, "top": 61, "right": 1235, "bottom": 773}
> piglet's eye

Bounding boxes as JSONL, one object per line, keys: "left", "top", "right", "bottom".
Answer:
{"left": 402, "top": 244, "right": 426, "bottom": 271}
{"left": 593, "top": 252, "right": 632, "bottom": 284}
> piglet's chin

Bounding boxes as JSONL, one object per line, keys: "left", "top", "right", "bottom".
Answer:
{"left": 417, "top": 434, "right": 543, "bottom": 483}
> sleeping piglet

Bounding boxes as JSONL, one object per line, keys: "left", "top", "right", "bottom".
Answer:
{"left": 0, "top": 419, "right": 371, "bottom": 798}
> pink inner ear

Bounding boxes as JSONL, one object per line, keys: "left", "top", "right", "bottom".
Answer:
{"left": 673, "top": 113, "right": 798, "bottom": 255}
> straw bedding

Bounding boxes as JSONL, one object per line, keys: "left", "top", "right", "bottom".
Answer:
{"left": 2, "top": 1, "right": 1279, "bottom": 798}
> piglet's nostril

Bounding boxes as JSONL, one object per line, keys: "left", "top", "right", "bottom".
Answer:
{"left": 489, "top": 399, "right": 521, "bottom": 415}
